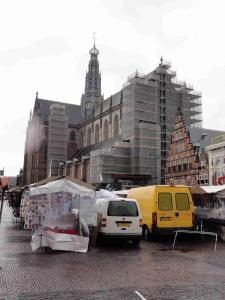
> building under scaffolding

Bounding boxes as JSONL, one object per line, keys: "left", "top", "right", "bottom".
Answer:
{"left": 23, "top": 42, "right": 202, "bottom": 187}
{"left": 61, "top": 53, "right": 202, "bottom": 187}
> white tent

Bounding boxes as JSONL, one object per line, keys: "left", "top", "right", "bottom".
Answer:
{"left": 28, "top": 178, "right": 96, "bottom": 253}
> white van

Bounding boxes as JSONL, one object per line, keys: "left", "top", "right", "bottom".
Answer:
{"left": 96, "top": 197, "right": 142, "bottom": 245}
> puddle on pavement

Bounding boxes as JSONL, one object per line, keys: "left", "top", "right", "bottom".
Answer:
{"left": 158, "top": 248, "right": 193, "bottom": 252}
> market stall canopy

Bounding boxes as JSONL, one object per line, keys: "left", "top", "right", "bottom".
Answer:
{"left": 29, "top": 176, "right": 95, "bottom": 190}
{"left": 200, "top": 185, "right": 225, "bottom": 194}
{"left": 190, "top": 185, "right": 206, "bottom": 195}
{"left": 8, "top": 186, "right": 23, "bottom": 193}
{"left": 30, "top": 178, "right": 95, "bottom": 196}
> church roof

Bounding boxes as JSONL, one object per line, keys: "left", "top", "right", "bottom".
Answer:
{"left": 35, "top": 98, "right": 82, "bottom": 125}
{"left": 71, "top": 136, "right": 122, "bottom": 160}
{"left": 94, "top": 91, "right": 122, "bottom": 117}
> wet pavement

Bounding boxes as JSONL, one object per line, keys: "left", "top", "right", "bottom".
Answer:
{"left": 1, "top": 202, "right": 225, "bottom": 299}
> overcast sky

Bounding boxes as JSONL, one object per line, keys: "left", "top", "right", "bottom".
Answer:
{"left": 1, "top": 0, "right": 225, "bottom": 176}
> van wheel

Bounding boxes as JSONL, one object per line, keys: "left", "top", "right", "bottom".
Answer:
{"left": 132, "top": 239, "right": 141, "bottom": 246}
{"left": 142, "top": 226, "right": 150, "bottom": 241}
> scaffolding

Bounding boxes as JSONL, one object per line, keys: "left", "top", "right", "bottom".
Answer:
{"left": 48, "top": 104, "right": 68, "bottom": 176}
{"left": 81, "top": 59, "right": 203, "bottom": 186}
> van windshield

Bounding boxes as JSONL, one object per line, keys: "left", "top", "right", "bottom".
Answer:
{"left": 107, "top": 201, "right": 138, "bottom": 216}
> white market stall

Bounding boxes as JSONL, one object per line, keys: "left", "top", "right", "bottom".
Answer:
{"left": 192, "top": 185, "right": 225, "bottom": 240}
{"left": 22, "top": 177, "right": 96, "bottom": 253}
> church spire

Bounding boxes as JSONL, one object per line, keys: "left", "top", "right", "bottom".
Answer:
{"left": 81, "top": 35, "right": 103, "bottom": 120}
{"left": 89, "top": 32, "right": 99, "bottom": 56}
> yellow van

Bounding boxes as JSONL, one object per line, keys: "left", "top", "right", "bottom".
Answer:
{"left": 127, "top": 185, "right": 195, "bottom": 239}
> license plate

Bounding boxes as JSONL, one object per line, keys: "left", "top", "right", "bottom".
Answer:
{"left": 117, "top": 222, "right": 131, "bottom": 227}
{"left": 160, "top": 217, "right": 172, "bottom": 221}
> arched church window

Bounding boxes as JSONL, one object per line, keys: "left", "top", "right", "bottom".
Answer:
{"left": 43, "top": 127, "right": 48, "bottom": 139}
{"left": 113, "top": 115, "right": 119, "bottom": 137}
{"left": 80, "top": 131, "right": 84, "bottom": 148}
{"left": 95, "top": 124, "right": 100, "bottom": 144}
{"left": 103, "top": 119, "right": 109, "bottom": 141}
{"left": 87, "top": 127, "right": 92, "bottom": 146}
{"left": 70, "top": 130, "right": 76, "bottom": 142}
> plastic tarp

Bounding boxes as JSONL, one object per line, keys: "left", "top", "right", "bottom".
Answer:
{"left": 113, "top": 190, "right": 128, "bottom": 197}
{"left": 96, "top": 189, "right": 119, "bottom": 199}
{"left": 31, "top": 228, "right": 89, "bottom": 253}
{"left": 28, "top": 179, "right": 96, "bottom": 253}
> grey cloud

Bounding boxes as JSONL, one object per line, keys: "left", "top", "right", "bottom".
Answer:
{"left": 0, "top": 37, "right": 71, "bottom": 66}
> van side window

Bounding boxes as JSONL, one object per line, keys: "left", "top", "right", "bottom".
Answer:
{"left": 175, "top": 193, "right": 190, "bottom": 211}
{"left": 158, "top": 193, "right": 173, "bottom": 210}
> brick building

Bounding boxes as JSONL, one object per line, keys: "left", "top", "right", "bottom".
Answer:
{"left": 165, "top": 113, "right": 224, "bottom": 185}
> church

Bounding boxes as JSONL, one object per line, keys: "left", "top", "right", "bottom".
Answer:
{"left": 23, "top": 42, "right": 202, "bottom": 188}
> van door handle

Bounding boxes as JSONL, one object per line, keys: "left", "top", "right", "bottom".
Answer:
{"left": 175, "top": 212, "right": 179, "bottom": 217}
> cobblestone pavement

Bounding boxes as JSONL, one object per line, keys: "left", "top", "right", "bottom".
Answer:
{"left": 1, "top": 202, "right": 225, "bottom": 299}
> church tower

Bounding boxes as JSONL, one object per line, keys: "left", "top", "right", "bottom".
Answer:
{"left": 81, "top": 41, "right": 103, "bottom": 120}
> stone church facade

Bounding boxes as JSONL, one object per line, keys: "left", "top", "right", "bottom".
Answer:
{"left": 23, "top": 42, "right": 203, "bottom": 187}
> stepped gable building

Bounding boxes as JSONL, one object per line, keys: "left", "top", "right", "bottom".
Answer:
{"left": 165, "top": 112, "right": 225, "bottom": 186}
{"left": 23, "top": 41, "right": 203, "bottom": 187}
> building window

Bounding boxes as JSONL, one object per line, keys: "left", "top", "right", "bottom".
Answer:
{"left": 87, "top": 127, "right": 92, "bottom": 146}
{"left": 103, "top": 119, "right": 109, "bottom": 140}
{"left": 70, "top": 130, "right": 76, "bottom": 142}
{"left": 113, "top": 115, "right": 119, "bottom": 137}
{"left": 95, "top": 124, "right": 100, "bottom": 144}
{"left": 43, "top": 146, "right": 47, "bottom": 162}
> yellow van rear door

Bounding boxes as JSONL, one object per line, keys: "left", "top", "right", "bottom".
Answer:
{"left": 174, "top": 191, "right": 192, "bottom": 227}
{"left": 157, "top": 190, "right": 175, "bottom": 228}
